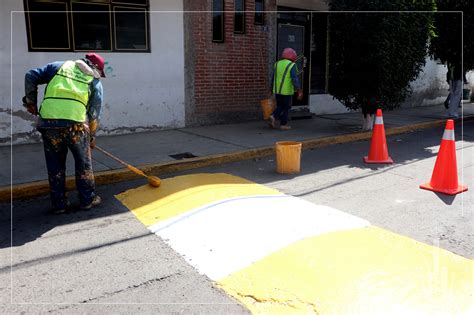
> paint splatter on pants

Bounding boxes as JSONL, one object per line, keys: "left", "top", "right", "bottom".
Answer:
{"left": 40, "top": 126, "right": 96, "bottom": 210}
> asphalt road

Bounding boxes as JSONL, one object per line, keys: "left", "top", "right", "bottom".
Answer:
{"left": 1, "top": 120, "right": 473, "bottom": 313}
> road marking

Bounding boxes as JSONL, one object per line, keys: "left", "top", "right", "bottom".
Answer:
{"left": 116, "top": 173, "right": 474, "bottom": 314}
{"left": 116, "top": 173, "right": 282, "bottom": 226}
{"left": 219, "top": 226, "right": 474, "bottom": 314}
{"left": 147, "top": 195, "right": 368, "bottom": 280}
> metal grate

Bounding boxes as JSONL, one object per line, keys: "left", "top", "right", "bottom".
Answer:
{"left": 169, "top": 152, "right": 198, "bottom": 160}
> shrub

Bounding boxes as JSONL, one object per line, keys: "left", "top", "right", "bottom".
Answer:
{"left": 430, "top": 0, "right": 473, "bottom": 75}
{"left": 327, "top": 0, "right": 435, "bottom": 113}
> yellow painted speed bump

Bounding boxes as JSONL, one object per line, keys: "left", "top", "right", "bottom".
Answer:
{"left": 116, "top": 173, "right": 474, "bottom": 314}
{"left": 116, "top": 173, "right": 282, "bottom": 227}
{"left": 218, "top": 226, "right": 474, "bottom": 314}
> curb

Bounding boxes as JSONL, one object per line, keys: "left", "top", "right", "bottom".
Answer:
{"left": 1, "top": 117, "right": 472, "bottom": 202}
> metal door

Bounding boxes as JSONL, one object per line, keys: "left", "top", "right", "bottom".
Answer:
{"left": 277, "top": 23, "right": 307, "bottom": 106}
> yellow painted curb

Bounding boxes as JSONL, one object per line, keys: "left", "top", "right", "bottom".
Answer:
{"left": 1, "top": 117, "right": 472, "bottom": 202}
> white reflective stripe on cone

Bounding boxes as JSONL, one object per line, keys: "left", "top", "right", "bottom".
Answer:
{"left": 442, "top": 129, "right": 455, "bottom": 141}
{"left": 374, "top": 116, "right": 383, "bottom": 125}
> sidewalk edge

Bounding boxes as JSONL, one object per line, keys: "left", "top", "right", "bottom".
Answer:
{"left": 1, "top": 118, "right": 469, "bottom": 202}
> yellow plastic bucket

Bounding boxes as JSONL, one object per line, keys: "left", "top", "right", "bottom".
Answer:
{"left": 275, "top": 141, "right": 302, "bottom": 174}
{"left": 260, "top": 98, "right": 276, "bottom": 120}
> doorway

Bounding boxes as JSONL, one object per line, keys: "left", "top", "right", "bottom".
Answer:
{"left": 276, "top": 8, "right": 311, "bottom": 107}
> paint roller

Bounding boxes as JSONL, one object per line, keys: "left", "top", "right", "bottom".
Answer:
{"left": 95, "top": 145, "right": 161, "bottom": 187}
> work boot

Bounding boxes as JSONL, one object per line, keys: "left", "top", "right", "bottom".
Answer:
{"left": 268, "top": 115, "right": 276, "bottom": 129}
{"left": 50, "top": 207, "right": 67, "bottom": 215}
{"left": 49, "top": 202, "right": 72, "bottom": 215}
{"left": 80, "top": 195, "right": 102, "bottom": 210}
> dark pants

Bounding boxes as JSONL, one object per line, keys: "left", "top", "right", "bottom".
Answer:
{"left": 40, "top": 125, "right": 96, "bottom": 210}
{"left": 272, "top": 94, "right": 293, "bottom": 126}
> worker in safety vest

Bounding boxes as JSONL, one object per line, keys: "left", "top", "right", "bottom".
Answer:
{"left": 23, "top": 53, "right": 105, "bottom": 214}
{"left": 269, "top": 47, "right": 303, "bottom": 130}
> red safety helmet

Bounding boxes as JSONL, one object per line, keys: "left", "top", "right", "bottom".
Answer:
{"left": 281, "top": 48, "right": 297, "bottom": 62}
{"left": 85, "top": 52, "right": 106, "bottom": 78}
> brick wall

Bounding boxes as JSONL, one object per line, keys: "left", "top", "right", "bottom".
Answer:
{"left": 184, "top": 0, "right": 277, "bottom": 126}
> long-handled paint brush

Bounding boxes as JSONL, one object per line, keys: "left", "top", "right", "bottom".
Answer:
{"left": 95, "top": 145, "right": 161, "bottom": 187}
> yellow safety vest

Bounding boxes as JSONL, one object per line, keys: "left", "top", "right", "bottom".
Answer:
{"left": 40, "top": 61, "right": 94, "bottom": 122}
{"left": 273, "top": 59, "right": 296, "bottom": 95}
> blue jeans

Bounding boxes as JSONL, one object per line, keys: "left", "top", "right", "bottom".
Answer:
{"left": 272, "top": 94, "right": 293, "bottom": 126}
{"left": 40, "top": 125, "right": 96, "bottom": 210}
{"left": 448, "top": 79, "right": 462, "bottom": 118}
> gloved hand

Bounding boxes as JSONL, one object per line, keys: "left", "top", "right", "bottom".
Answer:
{"left": 297, "top": 90, "right": 303, "bottom": 101}
{"left": 89, "top": 119, "right": 99, "bottom": 135}
{"left": 90, "top": 136, "right": 96, "bottom": 149}
{"left": 22, "top": 96, "right": 37, "bottom": 115}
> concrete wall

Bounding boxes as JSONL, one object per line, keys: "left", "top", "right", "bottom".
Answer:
{"left": 308, "top": 95, "right": 347, "bottom": 115}
{"left": 1, "top": 0, "right": 185, "bottom": 145}
{"left": 309, "top": 58, "right": 450, "bottom": 115}
{"left": 403, "top": 58, "right": 449, "bottom": 108}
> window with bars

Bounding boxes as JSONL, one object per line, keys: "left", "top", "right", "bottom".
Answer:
{"left": 24, "top": 0, "right": 150, "bottom": 52}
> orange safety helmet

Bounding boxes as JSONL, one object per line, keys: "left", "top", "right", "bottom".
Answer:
{"left": 281, "top": 48, "right": 297, "bottom": 62}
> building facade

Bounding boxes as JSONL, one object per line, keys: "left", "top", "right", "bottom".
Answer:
{"left": 184, "top": 0, "right": 276, "bottom": 125}
{"left": 2, "top": 0, "right": 185, "bottom": 145}
{"left": 1, "top": 0, "right": 448, "bottom": 145}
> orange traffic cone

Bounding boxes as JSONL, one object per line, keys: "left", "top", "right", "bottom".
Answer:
{"left": 363, "top": 109, "right": 393, "bottom": 164}
{"left": 420, "top": 120, "right": 467, "bottom": 195}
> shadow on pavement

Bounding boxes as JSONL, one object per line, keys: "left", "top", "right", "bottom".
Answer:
{"left": 434, "top": 192, "right": 456, "bottom": 205}
{"left": 0, "top": 179, "right": 144, "bottom": 249}
{"left": 171, "top": 122, "right": 474, "bottom": 200}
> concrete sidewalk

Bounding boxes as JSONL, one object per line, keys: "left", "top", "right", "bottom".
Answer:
{"left": 2, "top": 103, "right": 474, "bottom": 201}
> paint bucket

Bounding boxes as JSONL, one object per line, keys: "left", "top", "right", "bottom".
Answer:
{"left": 275, "top": 141, "right": 302, "bottom": 174}
{"left": 260, "top": 98, "right": 276, "bottom": 120}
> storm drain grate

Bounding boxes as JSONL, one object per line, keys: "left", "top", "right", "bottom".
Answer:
{"left": 169, "top": 152, "right": 198, "bottom": 160}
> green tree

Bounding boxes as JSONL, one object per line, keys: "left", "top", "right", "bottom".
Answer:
{"left": 327, "top": 0, "right": 435, "bottom": 113}
{"left": 429, "top": 0, "right": 474, "bottom": 76}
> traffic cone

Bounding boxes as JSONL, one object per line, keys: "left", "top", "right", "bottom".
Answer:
{"left": 420, "top": 120, "right": 467, "bottom": 195}
{"left": 363, "top": 109, "right": 393, "bottom": 164}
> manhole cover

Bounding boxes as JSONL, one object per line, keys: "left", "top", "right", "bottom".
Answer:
{"left": 169, "top": 152, "right": 198, "bottom": 160}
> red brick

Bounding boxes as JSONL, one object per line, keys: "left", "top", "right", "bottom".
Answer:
{"left": 185, "top": 0, "right": 273, "bottom": 123}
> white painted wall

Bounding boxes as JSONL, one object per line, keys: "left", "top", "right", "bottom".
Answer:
{"left": 404, "top": 58, "right": 449, "bottom": 107}
{"left": 309, "top": 58, "right": 450, "bottom": 115}
{"left": 309, "top": 95, "right": 347, "bottom": 115}
{"left": 1, "top": 0, "right": 185, "bottom": 145}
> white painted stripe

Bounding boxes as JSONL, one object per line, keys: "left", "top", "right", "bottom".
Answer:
{"left": 375, "top": 116, "right": 383, "bottom": 125}
{"left": 442, "top": 129, "right": 455, "bottom": 141}
{"left": 148, "top": 195, "right": 370, "bottom": 280}
{"left": 148, "top": 195, "right": 288, "bottom": 234}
